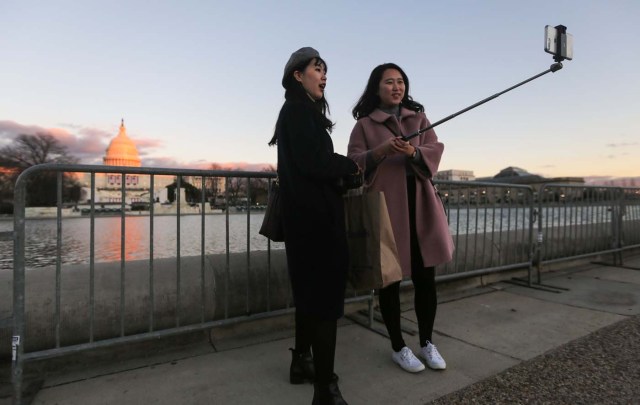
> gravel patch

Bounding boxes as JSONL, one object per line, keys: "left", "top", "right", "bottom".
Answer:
{"left": 429, "top": 315, "right": 640, "bottom": 404}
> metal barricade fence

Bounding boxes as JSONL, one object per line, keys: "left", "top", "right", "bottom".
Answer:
{"left": 620, "top": 187, "right": 640, "bottom": 251}
{"left": 432, "top": 181, "right": 536, "bottom": 282}
{"left": 6, "top": 163, "right": 640, "bottom": 403}
{"left": 534, "top": 184, "right": 640, "bottom": 277}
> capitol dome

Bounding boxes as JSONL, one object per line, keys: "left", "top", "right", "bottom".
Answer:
{"left": 103, "top": 119, "right": 142, "bottom": 167}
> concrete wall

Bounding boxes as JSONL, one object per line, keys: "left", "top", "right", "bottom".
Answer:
{"left": 0, "top": 250, "right": 291, "bottom": 356}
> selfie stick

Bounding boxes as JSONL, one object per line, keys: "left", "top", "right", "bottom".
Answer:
{"left": 401, "top": 25, "right": 573, "bottom": 141}
{"left": 401, "top": 62, "right": 563, "bottom": 141}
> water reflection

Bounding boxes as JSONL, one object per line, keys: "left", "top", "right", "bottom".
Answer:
{"left": 0, "top": 204, "right": 618, "bottom": 271}
{"left": 0, "top": 213, "right": 284, "bottom": 271}
{"left": 96, "top": 216, "right": 148, "bottom": 262}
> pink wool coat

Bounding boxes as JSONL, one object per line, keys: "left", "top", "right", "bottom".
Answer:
{"left": 348, "top": 107, "right": 454, "bottom": 276}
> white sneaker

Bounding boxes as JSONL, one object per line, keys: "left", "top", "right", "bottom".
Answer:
{"left": 391, "top": 346, "right": 425, "bottom": 373}
{"left": 421, "top": 342, "right": 446, "bottom": 370}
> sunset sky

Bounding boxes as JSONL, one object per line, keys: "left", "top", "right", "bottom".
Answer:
{"left": 1, "top": 1, "right": 638, "bottom": 179}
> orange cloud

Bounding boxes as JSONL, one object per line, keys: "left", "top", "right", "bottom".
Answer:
{"left": 141, "top": 157, "right": 273, "bottom": 172}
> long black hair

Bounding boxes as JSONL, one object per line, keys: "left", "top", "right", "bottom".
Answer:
{"left": 352, "top": 63, "right": 424, "bottom": 120}
{"left": 269, "top": 57, "right": 334, "bottom": 146}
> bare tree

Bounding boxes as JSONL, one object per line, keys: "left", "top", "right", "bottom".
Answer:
{"left": 248, "top": 165, "right": 276, "bottom": 205}
{"left": 226, "top": 171, "right": 247, "bottom": 206}
{"left": 208, "top": 162, "right": 223, "bottom": 200}
{"left": 1, "top": 133, "right": 77, "bottom": 167}
{"left": 0, "top": 133, "right": 80, "bottom": 207}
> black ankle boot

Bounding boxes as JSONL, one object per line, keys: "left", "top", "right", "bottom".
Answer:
{"left": 289, "top": 348, "right": 315, "bottom": 384}
{"left": 312, "top": 376, "right": 348, "bottom": 405}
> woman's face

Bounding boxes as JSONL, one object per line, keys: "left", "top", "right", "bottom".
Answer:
{"left": 378, "top": 68, "right": 405, "bottom": 109}
{"left": 294, "top": 59, "right": 327, "bottom": 101}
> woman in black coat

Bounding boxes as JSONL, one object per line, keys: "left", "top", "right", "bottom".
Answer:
{"left": 269, "top": 47, "right": 359, "bottom": 405}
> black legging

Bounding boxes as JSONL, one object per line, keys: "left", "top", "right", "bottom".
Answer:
{"left": 378, "top": 177, "right": 438, "bottom": 352}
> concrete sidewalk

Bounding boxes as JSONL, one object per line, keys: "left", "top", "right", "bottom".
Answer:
{"left": 16, "top": 255, "right": 640, "bottom": 404}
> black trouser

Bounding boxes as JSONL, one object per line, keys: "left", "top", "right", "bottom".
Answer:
{"left": 378, "top": 177, "right": 438, "bottom": 352}
{"left": 295, "top": 311, "right": 337, "bottom": 384}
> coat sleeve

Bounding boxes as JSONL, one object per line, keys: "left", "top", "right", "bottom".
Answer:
{"left": 412, "top": 113, "right": 444, "bottom": 180}
{"left": 347, "top": 120, "right": 369, "bottom": 169}
{"left": 283, "top": 102, "right": 357, "bottom": 180}
{"left": 347, "top": 120, "right": 382, "bottom": 185}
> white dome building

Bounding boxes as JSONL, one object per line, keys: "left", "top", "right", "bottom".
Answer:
{"left": 103, "top": 120, "right": 142, "bottom": 167}
{"left": 78, "top": 120, "right": 175, "bottom": 206}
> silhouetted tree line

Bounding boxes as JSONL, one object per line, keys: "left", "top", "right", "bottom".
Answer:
{"left": 0, "top": 133, "right": 81, "bottom": 212}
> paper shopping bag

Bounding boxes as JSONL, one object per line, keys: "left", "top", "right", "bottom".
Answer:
{"left": 344, "top": 191, "right": 403, "bottom": 290}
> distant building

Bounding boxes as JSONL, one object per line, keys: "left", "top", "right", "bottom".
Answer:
{"left": 182, "top": 175, "right": 225, "bottom": 197}
{"left": 476, "top": 166, "right": 584, "bottom": 187}
{"left": 583, "top": 176, "right": 640, "bottom": 187}
{"left": 435, "top": 169, "right": 475, "bottom": 182}
{"left": 77, "top": 120, "right": 175, "bottom": 205}
{"left": 434, "top": 166, "right": 588, "bottom": 204}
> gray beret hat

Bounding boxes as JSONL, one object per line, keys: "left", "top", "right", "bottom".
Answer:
{"left": 282, "top": 47, "right": 320, "bottom": 88}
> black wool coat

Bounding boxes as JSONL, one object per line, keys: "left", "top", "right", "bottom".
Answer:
{"left": 275, "top": 100, "right": 358, "bottom": 320}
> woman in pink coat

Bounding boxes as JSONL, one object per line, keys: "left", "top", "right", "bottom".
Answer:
{"left": 348, "top": 63, "right": 454, "bottom": 374}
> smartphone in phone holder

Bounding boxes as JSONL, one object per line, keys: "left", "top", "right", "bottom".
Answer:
{"left": 401, "top": 25, "right": 573, "bottom": 141}
{"left": 545, "top": 25, "right": 573, "bottom": 62}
